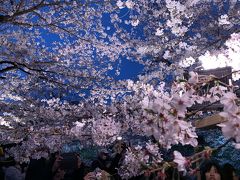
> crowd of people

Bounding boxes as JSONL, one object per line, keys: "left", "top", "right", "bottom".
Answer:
{"left": 0, "top": 143, "right": 239, "bottom": 180}
{"left": 1, "top": 142, "right": 124, "bottom": 180}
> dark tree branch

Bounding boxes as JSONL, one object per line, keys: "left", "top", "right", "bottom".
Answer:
{"left": 0, "top": 65, "right": 17, "bottom": 73}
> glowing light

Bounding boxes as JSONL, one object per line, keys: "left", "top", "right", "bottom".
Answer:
{"left": 117, "top": 136, "right": 122, "bottom": 140}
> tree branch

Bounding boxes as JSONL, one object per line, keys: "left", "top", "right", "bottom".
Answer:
{"left": 0, "top": 65, "right": 17, "bottom": 73}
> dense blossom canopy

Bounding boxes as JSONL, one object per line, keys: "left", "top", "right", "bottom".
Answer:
{"left": 0, "top": 0, "right": 240, "bottom": 178}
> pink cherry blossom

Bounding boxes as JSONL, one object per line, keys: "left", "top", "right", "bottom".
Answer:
{"left": 173, "top": 151, "right": 188, "bottom": 172}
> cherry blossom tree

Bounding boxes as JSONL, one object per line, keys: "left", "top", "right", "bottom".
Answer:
{"left": 0, "top": 0, "right": 240, "bottom": 178}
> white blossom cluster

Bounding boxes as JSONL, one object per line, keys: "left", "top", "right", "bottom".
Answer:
{"left": 126, "top": 80, "right": 198, "bottom": 149}
{"left": 117, "top": 0, "right": 135, "bottom": 9}
{"left": 218, "top": 14, "right": 231, "bottom": 25}
{"left": 118, "top": 144, "right": 162, "bottom": 178}
{"left": 145, "top": 142, "right": 163, "bottom": 161}
{"left": 92, "top": 117, "right": 122, "bottom": 146}
{"left": 165, "top": 0, "right": 190, "bottom": 36}
{"left": 219, "top": 92, "right": 240, "bottom": 149}
{"left": 118, "top": 147, "right": 145, "bottom": 178}
{"left": 0, "top": 0, "right": 240, "bottom": 177}
{"left": 70, "top": 121, "right": 86, "bottom": 138}
{"left": 173, "top": 151, "right": 188, "bottom": 172}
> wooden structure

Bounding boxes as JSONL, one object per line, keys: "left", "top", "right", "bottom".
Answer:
{"left": 197, "top": 66, "right": 232, "bottom": 85}
{"left": 191, "top": 67, "right": 232, "bottom": 128}
{"left": 194, "top": 114, "right": 227, "bottom": 129}
{"left": 189, "top": 67, "right": 233, "bottom": 112}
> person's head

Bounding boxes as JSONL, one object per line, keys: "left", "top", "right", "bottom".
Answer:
{"left": 98, "top": 149, "right": 109, "bottom": 160}
{"left": 99, "top": 152, "right": 108, "bottom": 160}
{"left": 202, "top": 161, "right": 222, "bottom": 180}
{"left": 222, "top": 163, "right": 239, "bottom": 180}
